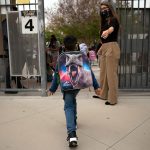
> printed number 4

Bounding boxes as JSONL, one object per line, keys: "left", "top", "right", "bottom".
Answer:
{"left": 25, "top": 19, "right": 34, "bottom": 31}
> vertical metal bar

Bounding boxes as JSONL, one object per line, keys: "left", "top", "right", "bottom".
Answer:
{"left": 29, "top": 0, "right": 31, "bottom": 10}
{"left": 143, "top": 0, "right": 149, "bottom": 87}
{"left": 135, "top": 0, "right": 140, "bottom": 87}
{"left": 23, "top": 4, "right": 25, "bottom": 10}
{"left": 38, "top": 0, "right": 47, "bottom": 96}
{"left": 146, "top": 25, "right": 149, "bottom": 87}
{"left": 147, "top": 3, "right": 150, "bottom": 88}
{"left": 140, "top": 0, "right": 146, "bottom": 87}
{"left": 125, "top": 0, "right": 129, "bottom": 88}
{"left": 144, "top": 0, "right": 147, "bottom": 87}
{"left": 125, "top": 0, "right": 128, "bottom": 88}
{"left": 35, "top": 0, "right": 37, "bottom": 10}
{"left": 129, "top": 0, "right": 133, "bottom": 88}
{"left": 116, "top": 0, "right": 121, "bottom": 88}
{"left": 120, "top": 0, "right": 126, "bottom": 89}
{"left": 140, "top": 0, "right": 144, "bottom": 86}
{"left": 122, "top": 0, "right": 126, "bottom": 88}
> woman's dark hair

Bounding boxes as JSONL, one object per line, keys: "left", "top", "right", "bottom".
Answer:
{"left": 100, "top": 2, "right": 119, "bottom": 25}
{"left": 63, "top": 35, "right": 77, "bottom": 51}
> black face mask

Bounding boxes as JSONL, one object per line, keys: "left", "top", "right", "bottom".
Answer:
{"left": 100, "top": 9, "right": 111, "bottom": 19}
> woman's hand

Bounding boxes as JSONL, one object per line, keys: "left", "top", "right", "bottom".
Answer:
{"left": 101, "top": 30, "right": 109, "bottom": 39}
{"left": 101, "top": 27, "right": 114, "bottom": 39}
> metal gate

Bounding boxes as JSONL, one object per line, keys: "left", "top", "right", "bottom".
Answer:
{"left": 116, "top": 0, "right": 150, "bottom": 89}
{"left": 0, "top": 0, "right": 46, "bottom": 95}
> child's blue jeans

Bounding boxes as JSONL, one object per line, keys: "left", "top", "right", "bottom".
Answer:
{"left": 63, "top": 89, "right": 80, "bottom": 134}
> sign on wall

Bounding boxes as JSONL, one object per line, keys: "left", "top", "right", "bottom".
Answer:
{"left": 16, "top": 0, "right": 30, "bottom": 4}
{"left": 21, "top": 10, "right": 38, "bottom": 34}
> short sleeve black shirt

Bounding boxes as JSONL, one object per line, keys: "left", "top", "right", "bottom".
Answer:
{"left": 100, "top": 17, "right": 119, "bottom": 43}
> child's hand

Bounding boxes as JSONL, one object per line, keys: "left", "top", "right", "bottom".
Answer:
{"left": 47, "top": 90, "right": 54, "bottom": 96}
{"left": 95, "top": 88, "right": 102, "bottom": 96}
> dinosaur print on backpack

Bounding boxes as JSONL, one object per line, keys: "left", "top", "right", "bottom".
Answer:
{"left": 58, "top": 51, "right": 93, "bottom": 91}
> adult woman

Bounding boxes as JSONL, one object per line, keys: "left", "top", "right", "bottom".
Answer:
{"left": 95, "top": 2, "right": 120, "bottom": 105}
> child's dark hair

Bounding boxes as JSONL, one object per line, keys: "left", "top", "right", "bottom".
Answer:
{"left": 63, "top": 35, "right": 77, "bottom": 51}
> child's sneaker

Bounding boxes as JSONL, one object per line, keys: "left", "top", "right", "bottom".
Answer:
{"left": 67, "top": 131, "right": 78, "bottom": 147}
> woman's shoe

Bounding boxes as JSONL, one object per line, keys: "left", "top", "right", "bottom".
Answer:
{"left": 93, "top": 95, "right": 106, "bottom": 100}
{"left": 105, "top": 101, "right": 116, "bottom": 105}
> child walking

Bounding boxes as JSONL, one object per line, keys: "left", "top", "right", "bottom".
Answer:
{"left": 47, "top": 35, "right": 101, "bottom": 147}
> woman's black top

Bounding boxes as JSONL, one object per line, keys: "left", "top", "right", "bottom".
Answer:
{"left": 100, "top": 17, "right": 119, "bottom": 43}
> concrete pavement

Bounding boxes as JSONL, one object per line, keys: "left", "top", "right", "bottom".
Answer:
{"left": 0, "top": 65, "right": 150, "bottom": 150}
{"left": 0, "top": 91, "right": 150, "bottom": 150}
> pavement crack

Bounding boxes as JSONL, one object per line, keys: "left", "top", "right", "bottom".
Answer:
{"left": 79, "top": 130, "right": 109, "bottom": 147}
{"left": 106, "top": 116, "right": 150, "bottom": 150}
{"left": 0, "top": 108, "right": 53, "bottom": 126}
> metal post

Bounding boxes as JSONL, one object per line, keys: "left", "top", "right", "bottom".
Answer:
{"left": 38, "top": 0, "right": 47, "bottom": 96}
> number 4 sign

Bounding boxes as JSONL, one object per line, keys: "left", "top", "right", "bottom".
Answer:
{"left": 21, "top": 10, "right": 38, "bottom": 34}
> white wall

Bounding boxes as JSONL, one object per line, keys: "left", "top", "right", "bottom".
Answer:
{"left": 133, "top": 0, "right": 150, "bottom": 8}
{"left": 109, "top": 0, "right": 150, "bottom": 8}
{"left": 0, "top": 0, "right": 10, "bottom": 14}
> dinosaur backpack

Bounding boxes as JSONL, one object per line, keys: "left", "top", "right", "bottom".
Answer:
{"left": 58, "top": 51, "right": 93, "bottom": 91}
